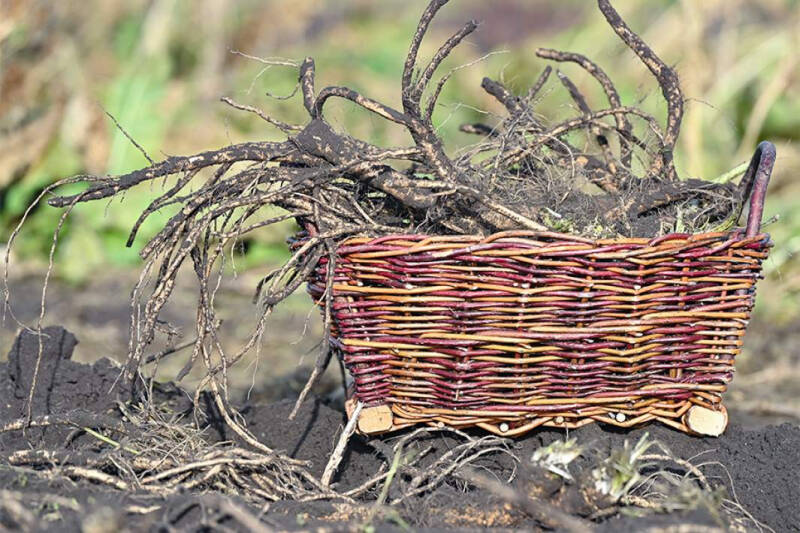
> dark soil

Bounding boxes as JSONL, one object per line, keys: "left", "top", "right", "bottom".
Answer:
{"left": 1, "top": 326, "right": 798, "bottom": 532}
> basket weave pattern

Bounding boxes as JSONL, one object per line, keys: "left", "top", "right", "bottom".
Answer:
{"left": 308, "top": 230, "right": 770, "bottom": 435}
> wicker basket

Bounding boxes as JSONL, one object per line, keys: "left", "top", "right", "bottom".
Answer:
{"left": 305, "top": 142, "right": 776, "bottom": 437}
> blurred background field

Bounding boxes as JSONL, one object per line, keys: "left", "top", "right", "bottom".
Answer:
{"left": 1, "top": 0, "right": 799, "bottom": 413}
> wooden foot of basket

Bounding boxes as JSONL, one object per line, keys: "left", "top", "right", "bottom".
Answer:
{"left": 345, "top": 396, "right": 396, "bottom": 435}
{"left": 684, "top": 405, "right": 728, "bottom": 437}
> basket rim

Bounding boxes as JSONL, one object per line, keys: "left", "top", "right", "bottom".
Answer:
{"left": 327, "top": 228, "right": 771, "bottom": 248}
{"left": 293, "top": 228, "right": 772, "bottom": 263}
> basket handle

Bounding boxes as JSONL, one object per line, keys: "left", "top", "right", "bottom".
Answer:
{"left": 742, "top": 141, "right": 776, "bottom": 237}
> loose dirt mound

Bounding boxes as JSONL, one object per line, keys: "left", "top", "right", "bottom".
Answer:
{"left": 1, "top": 327, "right": 798, "bottom": 532}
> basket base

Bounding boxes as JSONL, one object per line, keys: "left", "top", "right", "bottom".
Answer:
{"left": 344, "top": 394, "right": 729, "bottom": 437}
{"left": 683, "top": 405, "right": 728, "bottom": 437}
{"left": 345, "top": 395, "right": 398, "bottom": 435}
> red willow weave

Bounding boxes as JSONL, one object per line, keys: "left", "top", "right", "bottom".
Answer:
{"left": 304, "top": 142, "right": 776, "bottom": 436}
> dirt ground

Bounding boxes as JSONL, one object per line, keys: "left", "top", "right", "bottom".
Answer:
{"left": 1, "top": 272, "right": 799, "bottom": 532}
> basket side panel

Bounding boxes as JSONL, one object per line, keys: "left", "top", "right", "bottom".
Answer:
{"left": 307, "top": 232, "right": 770, "bottom": 433}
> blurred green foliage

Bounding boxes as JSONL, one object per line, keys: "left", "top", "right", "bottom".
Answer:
{"left": 1, "top": 0, "right": 799, "bottom": 304}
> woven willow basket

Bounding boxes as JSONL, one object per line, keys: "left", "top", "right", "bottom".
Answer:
{"left": 305, "top": 142, "right": 776, "bottom": 437}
